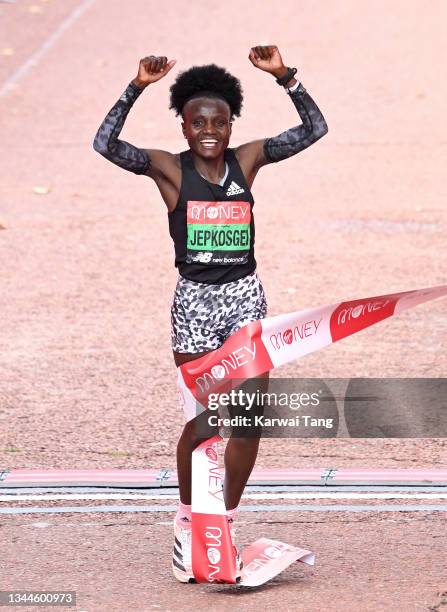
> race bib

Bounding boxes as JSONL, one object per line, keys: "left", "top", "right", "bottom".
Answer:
{"left": 186, "top": 200, "right": 251, "bottom": 265}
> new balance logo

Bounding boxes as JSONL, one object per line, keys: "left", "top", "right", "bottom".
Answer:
{"left": 226, "top": 181, "right": 245, "bottom": 196}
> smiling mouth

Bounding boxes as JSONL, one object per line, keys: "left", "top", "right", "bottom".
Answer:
{"left": 199, "top": 139, "right": 219, "bottom": 148}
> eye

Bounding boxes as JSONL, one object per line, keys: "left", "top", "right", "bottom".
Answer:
{"left": 192, "top": 119, "right": 204, "bottom": 127}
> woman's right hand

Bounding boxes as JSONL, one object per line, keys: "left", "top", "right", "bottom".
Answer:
{"left": 132, "top": 56, "right": 177, "bottom": 88}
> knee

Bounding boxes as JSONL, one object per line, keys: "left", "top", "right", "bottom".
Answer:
{"left": 179, "top": 418, "right": 217, "bottom": 448}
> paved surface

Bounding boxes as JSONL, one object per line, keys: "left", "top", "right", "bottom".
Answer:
{"left": 1, "top": 508, "right": 447, "bottom": 611}
{"left": 0, "top": 0, "right": 446, "bottom": 610}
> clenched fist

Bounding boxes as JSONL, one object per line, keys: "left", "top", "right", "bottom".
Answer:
{"left": 132, "top": 55, "right": 177, "bottom": 88}
{"left": 248, "top": 45, "right": 288, "bottom": 79}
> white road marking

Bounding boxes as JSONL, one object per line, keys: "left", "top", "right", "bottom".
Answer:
{"left": 0, "top": 0, "right": 97, "bottom": 97}
{"left": 2, "top": 491, "right": 447, "bottom": 502}
{"left": 1, "top": 504, "right": 447, "bottom": 515}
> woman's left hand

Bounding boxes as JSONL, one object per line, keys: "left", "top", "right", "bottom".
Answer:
{"left": 248, "top": 45, "right": 287, "bottom": 79}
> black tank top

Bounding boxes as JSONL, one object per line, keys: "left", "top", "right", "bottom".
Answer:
{"left": 168, "top": 148, "right": 257, "bottom": 284}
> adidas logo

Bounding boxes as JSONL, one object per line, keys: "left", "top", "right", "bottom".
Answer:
{"left": 226, "top": 181, "right": 245, "bottom": 196}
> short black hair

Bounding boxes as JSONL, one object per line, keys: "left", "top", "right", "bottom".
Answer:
{"left": 169, "top": 64, "right": 243, "bottom": 120}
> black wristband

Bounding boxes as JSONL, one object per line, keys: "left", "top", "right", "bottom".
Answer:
{"left": 275, "top": 67, "right": 297, "bottom": 87}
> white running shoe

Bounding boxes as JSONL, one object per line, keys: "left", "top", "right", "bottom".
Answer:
{"left": 172, "top": 517, "right": 195, "bottom": 583}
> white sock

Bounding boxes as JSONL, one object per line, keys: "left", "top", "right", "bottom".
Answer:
{"left": 226, "top": 506, "right": 238, "bottom": 522}
{"left": 175, "top": 502, "right": 192, "bottom": 526}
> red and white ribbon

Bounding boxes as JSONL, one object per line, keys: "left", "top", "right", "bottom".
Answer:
{"left": 177, "top": 284, "right": 447, "bottom": 585}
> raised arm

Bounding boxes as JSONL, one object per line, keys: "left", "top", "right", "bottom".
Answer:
{"left": 92, "top": 56, "right": 177, "bottom": 176}
{"left": 263, "top": 79, "right": 328, "bottom": 163}
{"left": 235, "top": 45, "right": 328, "bottom": 173}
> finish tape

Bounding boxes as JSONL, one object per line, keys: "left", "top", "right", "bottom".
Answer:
{"left": 178, "top": 284, "right": 447, "bottom": 585}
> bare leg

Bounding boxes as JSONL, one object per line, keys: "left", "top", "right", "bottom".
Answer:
{"left": 174, "top": 350, "right": 269, "bottom": 508}
{"left": 223, "top": 372, "right": 269, "bottom": 510}
{"left": 223, "top": 437, "right": 261, "bottom": 509}
{"left": 173, "top": 349, "right": 215, "bottom": 505}
{"left": 176, "top": 411, "right": 217, "bottom": 504}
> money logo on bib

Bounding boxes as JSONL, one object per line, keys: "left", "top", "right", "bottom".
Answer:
{"left": 186, "top": 200, "right": 251, "bottom": 265}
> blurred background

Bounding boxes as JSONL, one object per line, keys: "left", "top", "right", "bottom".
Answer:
{"left": 0, "top": 0, "right": 446, "bottom": 470}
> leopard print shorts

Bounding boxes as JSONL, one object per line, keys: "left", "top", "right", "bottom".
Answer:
{"left": 171, "top": 270, "right": 268, "bottom": 353}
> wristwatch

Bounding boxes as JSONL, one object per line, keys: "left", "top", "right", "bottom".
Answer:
{"left": 275, "top": 66, "right": 297, "bottom": 86}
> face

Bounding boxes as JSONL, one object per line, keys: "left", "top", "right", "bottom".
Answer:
{"left": 182, "top": 96, "right": 232, "bottom": 159}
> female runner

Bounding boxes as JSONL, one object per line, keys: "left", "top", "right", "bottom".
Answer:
{"left": 93, "top": 45, "right": 328, "bottom": 582}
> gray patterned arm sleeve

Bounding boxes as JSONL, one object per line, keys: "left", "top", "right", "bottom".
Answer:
{"left": 93, "top": 82, "right": 151, "bottom": 175}
{"left": 263, "top": 83, "right": 328, "bottom": 163}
